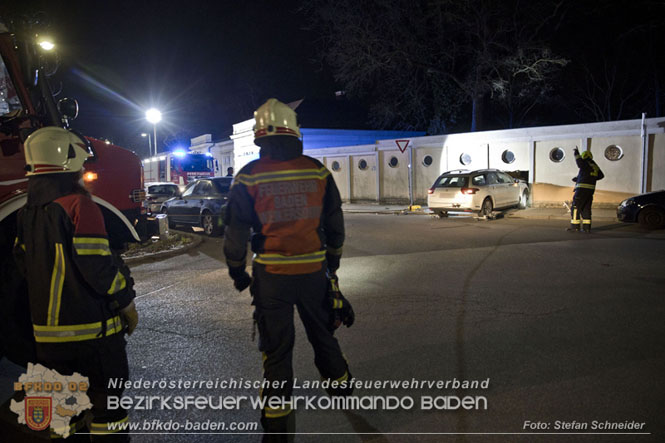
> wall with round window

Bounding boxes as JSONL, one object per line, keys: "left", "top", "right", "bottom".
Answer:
{"left": 501, "top": 150, "right": 515, "bottom": 164}
{"left": 422, "top": 155, "right": 433, "bottom": 167}
{"left": 388, "top": 156, "right": 399, "bottom": 168}
{"left": 459, "top": 153, "right": 472, "bottom": 166}
{"left": 604, "top": 145, "right": 624, "bottom": 161}
{"left": 358, "top": 159, "right": 368, "bottom": 170}
{"left": 331, "top": 160, "right": 341, "bottom": 172}
{"left": 549, "top": 147, "right": 565, "bottom": 163}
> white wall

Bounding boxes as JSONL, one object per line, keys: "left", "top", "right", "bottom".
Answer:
{"left": 194, "top": 116, "right": 665, "bottom": 205}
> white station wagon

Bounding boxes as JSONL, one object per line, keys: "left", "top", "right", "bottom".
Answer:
{"left": 427, "top": 169, "right": 529, "bottom": 217}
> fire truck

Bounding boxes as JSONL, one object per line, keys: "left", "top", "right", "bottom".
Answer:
{"left": 143, "top": 150, "right": 215, "bottom": 187}
{"left": 0, "top": 19, "right": 150, "bottom": 365}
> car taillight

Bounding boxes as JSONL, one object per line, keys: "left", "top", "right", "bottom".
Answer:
{"left": 461, "top": 187, "right": 479, "bottom": 195}
{"left": 428, "top": 188, "right": 435, "bottom": 194}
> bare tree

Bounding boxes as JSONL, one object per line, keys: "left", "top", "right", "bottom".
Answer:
{"left": 303, "top": 0, "right": 567, "bottom": 132}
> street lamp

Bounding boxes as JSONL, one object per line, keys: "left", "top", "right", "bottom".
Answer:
{"left": 145, "top": 108, "right": 162, "bottom": 156}
{"left": 141, "top": 132, "right": 152, "bottom": 156}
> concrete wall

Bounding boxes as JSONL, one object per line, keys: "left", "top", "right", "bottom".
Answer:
{"left": 379, "top": 150, "right": 409, "bottom": 202}
{"left": 323, "top": 155, "right": 350, "bottom": 201}
{"left": 650, "top": 133, "right": 665, "bottom": 191}
{"left": 351, "top": 154, "right": 377, "bottom": 201}
{"left": 198, "top": 116, "right": 665, "bottom": 206}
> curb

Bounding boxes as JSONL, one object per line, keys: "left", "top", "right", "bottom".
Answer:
{"left": 123, "top": 231, "right": 203, "bottom": 266}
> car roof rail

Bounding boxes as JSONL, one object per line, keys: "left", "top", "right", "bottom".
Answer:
{"left": 444, "top": 169, "right": 471, "bottom": 174}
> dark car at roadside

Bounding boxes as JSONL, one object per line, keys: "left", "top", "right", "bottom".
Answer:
{"left": 617, "top": 190, "right": 665, "bottom": 229}
{"left": 161, "top": 177, "right": 232, "bottom": 236}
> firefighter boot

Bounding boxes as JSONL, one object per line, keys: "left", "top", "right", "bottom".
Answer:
{"left": 261, "top": 411, "right": 295, "bottom": 443}
{"left": 582, "top": 220, "right": 592, "bottom": 233}
{"left": 567, "top": 206, "right": 581, "bottom": 232}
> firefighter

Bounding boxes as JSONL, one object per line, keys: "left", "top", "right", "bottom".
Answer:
{"left": 568, "top": 147, "right": 604, "bottom": 232}
{"left": 13, "top": 127, "right": 138, "bottom": 441}
{"left": 223, "top": 98, "right": 354, "bottom": 442}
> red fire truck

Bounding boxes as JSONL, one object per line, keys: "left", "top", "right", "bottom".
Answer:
{"left": 143, "top": 150, "right": 215, "bottom": 187}
{"left": 0, "top": 20, "right": 150, "bottom": 365}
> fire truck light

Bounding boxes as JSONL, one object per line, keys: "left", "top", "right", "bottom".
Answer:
{"left": 158, "top": 156, "right": 166, "bottom": 161}
{"left": 173, "top": 150, "right": 186, "bottom": 158}
{"left": 83, "top": 172, "right": 98, "bottom": 182}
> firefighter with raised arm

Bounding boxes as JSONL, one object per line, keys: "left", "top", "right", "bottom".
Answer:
{"left": 13, "top": 127, "right": 138, "bottom": 441}
{"left": 223, "top": 99, "right": 354, "bottom": 442}
{"left": 568, "top": 147, "right": 604, "bottom": 232}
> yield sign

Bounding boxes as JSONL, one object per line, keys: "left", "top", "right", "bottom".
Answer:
{"left": 395, "top": 139, "right": 410, "bottom": 153}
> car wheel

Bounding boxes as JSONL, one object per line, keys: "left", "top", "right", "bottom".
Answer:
{"left": 637, "top": 207, "right": 665, "bottom": 229}
{"left": 479, "top": 198, "right": 493, "bottom": 217}
{"left": 518, "top": 190, "right": 529, "bottom": 209}
{"left": 436, "top": 210, "right": 448, "bottom": 218}
{"left": 201, "top": 211, "right": 221, "bottom": 236}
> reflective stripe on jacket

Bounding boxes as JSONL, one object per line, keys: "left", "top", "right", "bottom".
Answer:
{"left": 574, "top": 152, "right": 605, "bottom": 191}
{"left": 14, "top": 191, "right": 133, "bottom": 343}
{"left": 224, "top": 155, "right": 344, "bottom": 275}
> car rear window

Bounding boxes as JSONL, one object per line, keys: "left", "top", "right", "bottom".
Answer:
{"left": 148, "top": 185, "right": 179, "bottom": 196}
{"left": 435, "top": 175, "right": 469, "bottom": 188}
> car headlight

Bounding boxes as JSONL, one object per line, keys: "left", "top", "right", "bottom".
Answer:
{"left": 619, "top": 199, "right": 634, "bottom": 208}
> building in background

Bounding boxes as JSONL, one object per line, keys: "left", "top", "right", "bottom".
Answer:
{"left": 189, "top": 115, "right": 665, "bottom": 207}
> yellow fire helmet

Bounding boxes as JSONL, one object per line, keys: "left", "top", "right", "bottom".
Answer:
{"left": 253, "top": 98, "right": 301, "bottom": 141}
{"left": 581, "top": 150, "right": 593, "bottom": 160}
{"left": 24, "top": 127, "right": 91, "bottom": 176}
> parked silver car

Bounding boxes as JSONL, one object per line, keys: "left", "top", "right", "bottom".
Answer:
{"left": 145, "top": 182, "right": 181, "bottom": 215}
{"left": 428, "top": 169, "right": 529, "bottom": 217}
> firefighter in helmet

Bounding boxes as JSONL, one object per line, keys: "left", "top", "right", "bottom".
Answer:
{"left": 13, "top": 127, "right": 138, "bottom": 441}
{"left": 223, "top": 99, "right": 354, "bottom": 442}
{"left": 568, "top": 147, "right": 604, "bottom": 232}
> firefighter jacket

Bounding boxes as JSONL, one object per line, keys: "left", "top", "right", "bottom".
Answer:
{"left": 13, "top": 176, "right": 134, "bottom": 344}
{"left": 573, "top": 152, "right": 605, "bottom": 191}
{"left": 223, "top": 155, "right": 344, "bottom": 275}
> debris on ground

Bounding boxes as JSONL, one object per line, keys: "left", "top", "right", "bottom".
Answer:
{"left": 122, "top": 232, "right": 193, "bottom": 258}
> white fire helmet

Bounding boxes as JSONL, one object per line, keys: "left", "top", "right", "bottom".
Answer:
{"left": 253, "top": 98, "right": 301, "bottom": 141}
{"left": 23, "top": 127, "right": 91, "bottom": 176}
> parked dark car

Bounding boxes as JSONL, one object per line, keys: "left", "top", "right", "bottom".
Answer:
{"left": 617, "top": 190, "right": 665, "bottom": 229}
{"left": 161, "top": 177, "right": 232, "bottom": 236}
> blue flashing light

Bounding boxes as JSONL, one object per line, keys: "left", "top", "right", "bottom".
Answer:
{"left": 173, "top": 149, "right": 187, "bottom": 158}
{"left": 205, "top": 152, "right": 213, "bottom": 157}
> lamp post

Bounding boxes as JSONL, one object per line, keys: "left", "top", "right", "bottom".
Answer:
{"left": 145, "top": 108, "right": 162, "bottom": 156}
{"left": 141, "top": 132, "right": 152, "bottom": 156}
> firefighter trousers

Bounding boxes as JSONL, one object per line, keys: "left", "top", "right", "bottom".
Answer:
{"left": 250, "top": 264, "right": 351, "bottom": 442}
{"left": 36, "top": 333, "right": 130, "bottom": 442}
{"left": 570, "top": 188, "right": 595, "bottom": 232}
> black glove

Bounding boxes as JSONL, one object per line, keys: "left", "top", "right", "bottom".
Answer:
{"left": 573, "top": 147, "right": 580, "bottom": 156}
{"left": 572, "top": 177, "right": 577, "bottom": 182}
{"left": 228, "top": 265, "right": 251, "bottom": 292}
{"left": 327, "top": 273, "right": 354, "bottom": 330}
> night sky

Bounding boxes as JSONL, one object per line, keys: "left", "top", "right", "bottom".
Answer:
{"left": 4, "top": 0, "right": 337, "bottom": 157}
{"left": 3, "top": 1, "right": 664, "bottom": 158}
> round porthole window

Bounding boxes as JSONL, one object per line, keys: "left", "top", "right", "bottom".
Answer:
{"left": 358, "top": 159, "right": 368, "bottom": 170}
{"left": 331, "top": 160, "right": 341, "bottom": 172}
{"left": 388, "top": 156, "right": 399, "bottom": 168}
{"left": 422, "top": 155, "right": 433, "bottom": 167}
{"left": 605, "top": 145, "right": 623, "bottom": 161}
{"left": 459, "top": 153, "right": 472, "bottom": 166}
{"left": 549, "top": 147, "right": 565, "bottom": 163}
{"left": 501, "top": 150, "right": 515, "bottom": 164}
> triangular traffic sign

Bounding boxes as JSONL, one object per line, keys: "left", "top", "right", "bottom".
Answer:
{"left": 395, "top": 139, "right": 410, "bottom": 153}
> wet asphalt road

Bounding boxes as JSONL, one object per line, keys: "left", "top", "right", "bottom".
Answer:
{"left": 2, "top": 214, "right": 664, "bottom": 442}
